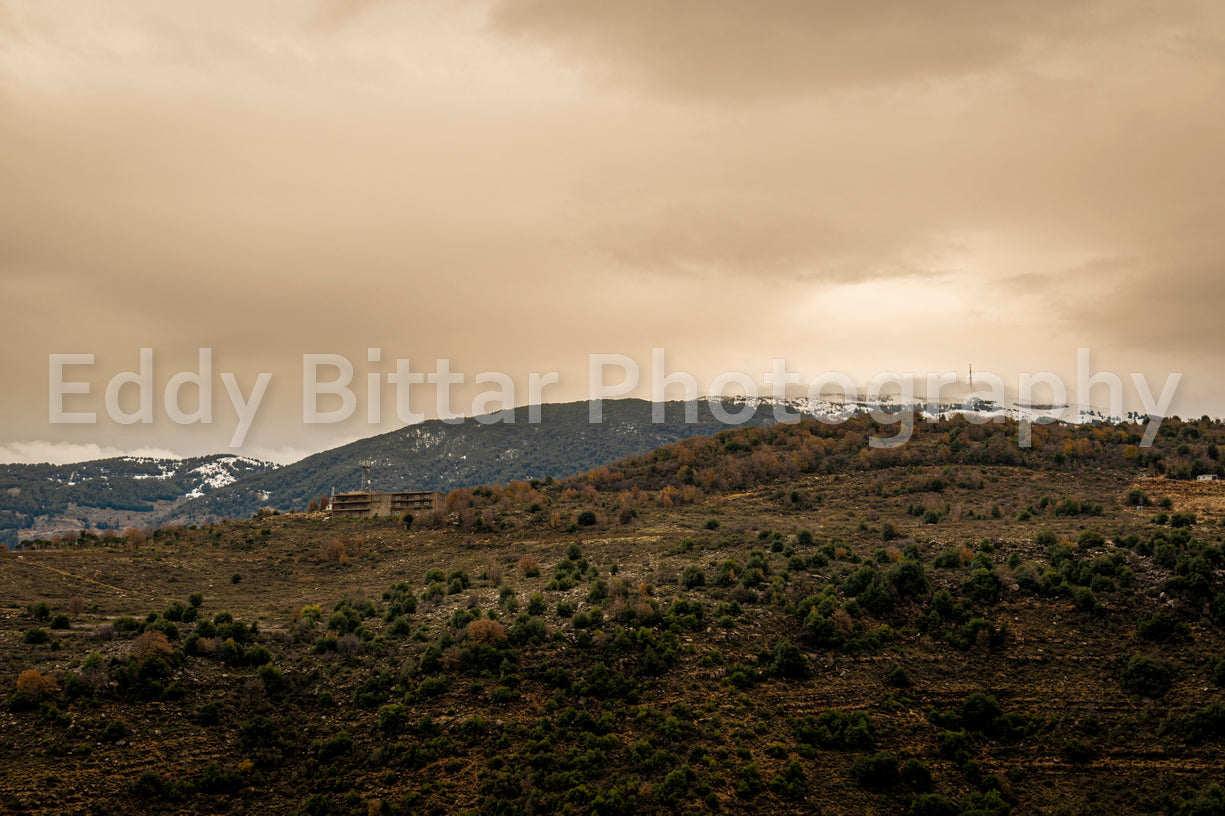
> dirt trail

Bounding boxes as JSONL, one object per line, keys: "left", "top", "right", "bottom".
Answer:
{"left": 7, "top": 557, "right": 138, "bottom": 598}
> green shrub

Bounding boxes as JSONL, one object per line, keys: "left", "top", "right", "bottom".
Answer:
{"left": 1170, "top": 512, "right": 1198, "bottom": 528}
{"left": 727, "top": 665, "right": 757, "bottom": 690}
{"left": 911, "top": 793, "right": 957, "bottom": 816}
{"left": 378, "top": 703, "right": 408, "bottom": 733}
{"left": 795, "top": 710, "right": 873, "bottom": 749}
{"left": 510, "top": 614, "right": 548, "bottom": 644}
{"left": 1209, "top": 656, "right": 1225, "bottom": 686}
{"left": 900, "top": 757, "right": 933, "bottom": 790}
{"left": 197, "top": 702, "right": 223, "bottom": 726}
{"left": 313, "top": 730, "right": 355, "bottom": 762}
{"left": 681, "top": 566, "right": 706, "bottom": 589}
{"left": 1175, "top": 784, "right": 1225, "bottom": 816}
{"left": 194, "top": 762, "right": 243, "bottom": 794}
{"left": 851, "top": 750, "right": 898, "bottom": 788}
{"left": 1073, "top": 587, "right": 1099, "bottom": 614}
{"left": 133, "top": 769, "right": 174, "bottom": 799}
{"left": 1077, "top": 530, "right": 1105, "bottom": 548}
{"left": 961, "top": 692, "right": 1003, "bottom": 732}
{"left": 1120, "top": 654, "right": 1174, "bottom": 697}
{"left": 888, "top": 560, "right": 929, "bottom": 598}
{"left": 767, "top": 760, "right": 806, "bottom": 798}
{"left": 963, "top": 568, "right": 1002, "bottom": 606}
{"left": 102, "top": 719, "right": 129, "bottom": 741}
{"left": 1138, "top": 610, "right": 1191, "bottom": 641}
{"left": 416, "top": 674, "right": 449, "bottom": 698}
{"left": 22, "top": 627, "right": 50, "bottom": 645}
{"left": 49, "top": 614, "right": 71, "bottom": 630}
{"left": 771, "top": 639, "right": 808, "bottom": 678}
{"left": 257, "top": 663, "right": 285, "bottom": 694}
{"left": 1061, "top": 737, "right": 1093, "bottom": 763}
{"left": 958, "top": 789, "right": 1012, "bottom": 815}
{"left": 1178, "top": 703, "right": 1225, "bottom": 744}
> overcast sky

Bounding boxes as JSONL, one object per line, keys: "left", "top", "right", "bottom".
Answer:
{"left": 2, "top": 0, "right": 1223, "bottom": 464}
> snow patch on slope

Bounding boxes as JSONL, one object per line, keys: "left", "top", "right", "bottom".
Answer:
{"left": 183, "top": 456, "right": 273, "bottom": 499}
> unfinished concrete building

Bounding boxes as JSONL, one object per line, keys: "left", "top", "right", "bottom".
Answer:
{"left": 328, "top": 491, "right": 445, "bottom": 518}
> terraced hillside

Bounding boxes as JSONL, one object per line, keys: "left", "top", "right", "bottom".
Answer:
{"left": 2, "top": 416, "right": 1225, "bottom": 815}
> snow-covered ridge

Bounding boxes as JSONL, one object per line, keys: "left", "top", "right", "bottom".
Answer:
{"left": 727, "top": 395, "right": 1118, "bottom": 425}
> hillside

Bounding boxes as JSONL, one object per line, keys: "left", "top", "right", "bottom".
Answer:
{"left": 2, "top": 415, "right": 1225, "bottom": 815}
{"left": 160, "top": 399, "right": 800, "bottom": 525}
{"left": 0, "top": 456, "right": 275, "bottom": 549}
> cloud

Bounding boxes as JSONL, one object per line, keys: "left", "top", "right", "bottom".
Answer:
{"left": 487, "top": 0, "right": 1127, "bottom": 100}
{"left": 0, "top": 441, "right": 183, "bottom": 466}
{"left": 0, "top": 0, "right": 1223, "bottom": 465}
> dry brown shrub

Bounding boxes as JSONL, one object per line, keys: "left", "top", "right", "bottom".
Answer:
{"left": 467, "top": 618, "right": 507, "bottom": 644}
{"left": 16, "top": 669, "right": 58, "bottom": 701}
{"left": 128, "top": 631, "right": 172, "bottom": 662}
{"left": 484, "top": 556, "right": 503, "bottom": 586}
{"left": 68, "top": 595, "right": 85, "bottom": 617}
{"left": 446, "top": 488, "right": 473, "bottom": 513}
{"left": 606, "top": 596, "right": 627, "bottom": 620}
{"left": 831, "top": 609, "right": 856, "bottom": 638}
{"left": 517, "top": 555, "right": 540, "bottom": 577}
{"left": 321, "top": 538, "right": 349, "bottom": 564}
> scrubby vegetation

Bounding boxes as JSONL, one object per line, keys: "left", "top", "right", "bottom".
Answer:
{"left": 4, "top": 414, "right": 1225, "bottom": 813}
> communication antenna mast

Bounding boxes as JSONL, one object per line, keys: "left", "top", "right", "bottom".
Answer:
{"left": 359, "top": 461, "right": 373, "bottom": 492}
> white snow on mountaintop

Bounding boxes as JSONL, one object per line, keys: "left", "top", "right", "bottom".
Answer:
{"left": 183, "top": 456, "right": 275, "bottom": 499}
{"left": 735, "top": 396, "right": 1117, "bottom": 425}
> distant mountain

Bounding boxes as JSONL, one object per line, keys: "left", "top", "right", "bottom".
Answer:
{"left": 0, "top": 454, "right": 275, "bottom": 546}
{"left": 5, "top": 395, "right": 1129, "bottom": 542}
{"left": 159, "top": 399, "right": 799, "bottom": 524}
